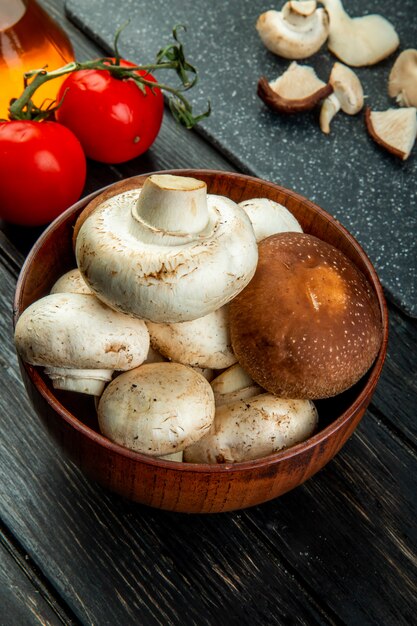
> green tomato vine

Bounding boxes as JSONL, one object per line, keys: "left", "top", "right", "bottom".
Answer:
{"left": 7, "top": 25, "right": 211, "bottom": 128}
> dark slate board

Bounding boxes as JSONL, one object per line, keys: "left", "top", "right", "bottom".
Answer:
{"left": 65, "top": 0, "right": 417, "bottom": 317}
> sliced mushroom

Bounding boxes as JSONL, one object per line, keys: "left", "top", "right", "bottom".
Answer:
{"left": 75, "top": 174, "right": 258, "bottom": 323}
{"left": 388, "top": 49, "right": 417, "bottom": 108}
{"left": 320, "top": 63, "right": 364, "bottom": 133}
{"left": 210, "top": 363, "right": 262, "bottom": 407}
{"left": 183, "top": 393, "right": 318, "bottom": 463}
{"left": 365, "top": 107, "right": 417, "bottom": 161}
{"left": 258, "top": 62, "right": 332, "bottom": 113}
{"left": 146, "top": 304, "right": 237, "bottom": 370}
{"left": 229, "top": 233, "right": 383, "bottom": 400}
{"left": 238, "top": 198, "right": 302, "bottom": 241}
{"left": 50, "top": 268, "right": 93, "bottom": 295}
{"left": 98, "top": 362, "right": 215, "bottom": 456}
{"left": 256, "top": 0, "right": 329, "bottom": 59}
{"left": 14, "top": 293, "right": 150, "bottom": 395}
{"left": 321, "top": 0, "right": 399, "bottom": 67}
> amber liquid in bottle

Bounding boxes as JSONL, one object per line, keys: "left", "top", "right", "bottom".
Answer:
{"left": 0, "top": 0, "right": 74, "bottom": 119}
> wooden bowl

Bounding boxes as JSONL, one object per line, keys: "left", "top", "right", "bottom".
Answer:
{"left": 13, "top": 170, "right": 388, "bottom": 513}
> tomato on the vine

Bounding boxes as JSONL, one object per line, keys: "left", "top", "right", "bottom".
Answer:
{"left": 0, "top": 120, "right": 86, "bottom": 226}
{"left": 55, "top": 59, "right": 164, "bottom": 164}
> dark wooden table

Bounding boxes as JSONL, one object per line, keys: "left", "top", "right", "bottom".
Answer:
{"left": 1, "top": 1, "right": 417, "bottom": 624}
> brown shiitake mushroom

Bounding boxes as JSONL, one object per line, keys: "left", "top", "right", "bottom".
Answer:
{"left": 258, "top": 61, "right": 332, "bottom": 113}
{"left": 365, "top": 107, "right": 417, "bottom": 161}
{"left": 229, "top": 232, "right": 383, "bottom": 400}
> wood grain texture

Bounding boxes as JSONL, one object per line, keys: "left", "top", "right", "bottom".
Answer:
{"left": 0, "top": 526, "right": 78, "bottom": 626}
{"left": 0, "top": 541, "right": 63, "bottom": 626}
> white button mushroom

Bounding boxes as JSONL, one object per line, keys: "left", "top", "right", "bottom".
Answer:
{"left": 97, "top": 362, "right": 215, "bottom": 456}
{"left": 319, "top": 63, "right": 364, "bottom": 134}
{"left": 320, "top": 0, "right": 399, "bottom": 67}
{"left": 256, "top": 1, "right": 329, "bottom": 60}
{"left": 388, "top": 49, "right": 417, "bottom": 108}
{"left": 365, "top": 107, "right": 417, "bottom": 161}
{"left": 75, "top": 174, "right": 258, "bottom": 323}
{"left": 14, "top": 293, "right": 150, "bottom": 395}
{"left": 146, "top": 304, "right": 236, "bottom": 370}
{"left": 238, "top": 198, "right": 303, "bottom": 241}
{"left": 258, "top": 62, "right": 332, "bottom": 114}
{"left": 210, "top": 363, "right": 263, "bottom": 407}
{"left": 50, "top": 268, "right": 93, "bottom": 295}
{"left": 183, "top": 394, "right": 318, "bottom": 464}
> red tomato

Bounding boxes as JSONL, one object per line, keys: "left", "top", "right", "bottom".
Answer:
{"left": 0, "top": 120, "right": 86, "bottom": 226}
{"left": 55, "top": 60, "right": 164, "bottom": 164}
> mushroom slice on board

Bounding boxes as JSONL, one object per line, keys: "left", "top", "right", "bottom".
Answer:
{"left": 50, "top": 268, "right": 93, "bottom": 295}
{"left": 210, "top": 363, "right": 263, "bottom": 407}
{"left": 147, "top": 304, "right": 236, "bottom": 370}
{"left": 320, "top": 63, "right": 364, "bottom": 134}
{"left": 229, "top": 232, "right": 383, "bottom": 400}
{"left": 256, "top": 0, "right": 329, "bottom": 60}
{"left": 238, "top": 198, "right": 302, "bottom": 241}
{"left": 98, "top": 362, "right": 215, "bottom": 457}
{"left": 183, "top": 393, "right": 318, "bottom": 464}
{"left": 257, "top": 62, "right": 332, "bottom": 113}
{"left": 365, "top": 107, "right": 417, "bottom": 161}
{"left": 14, "top": 293, "right": 150, "bottom": 395}
{"left": 320, "top": 0, "right": 399, "bottom": 67}
{"left": 75, "top": 174, "right": 258, "bottom": 323}
{"left": 388, "top": 49, "right": 417, "bottom": 108}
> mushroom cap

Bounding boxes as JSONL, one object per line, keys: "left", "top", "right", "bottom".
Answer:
{"left": 146, "top": 304, "right": 237, "bottom": 370}
{"left": 183, "top": 393, "right": 318, "bottom": 463}
{"left": 210, "top": 363, "right": 262, "bottom": 407}
{"left": 238, "top": 197, "right": 303, "bottom": 241}
{"left": 258, "top": 62, "right": 332, "bottom": 113}
{"left": 321, "top": 0, "right": 399, "bottom": 67}
{"left": 50, "top": 268, "right": 93, "bottom": 295}
{"left": 328, "top": 62, "right": 364, "bottom": 114}
{"left": 388, "top": 49, "right": 417, "bottom": 108}
{"left": 319, "top": 63, "right": 364, "bottom": 133}
{"left": 75, "top": 175, "right": 258, "bottom": 323}
{"left": 256, "top": 1, "right": 329, "bottom": 60}
{"left": 98, "top": 362, "right": 215, "bottom": 456}
{"left": 14, "top": 293, "right": 150, "bottom": 371}
{"left": 365, "top": 107, "right": 417, "bottom": 161}
{"left": 229, "top": 233, "right": 383, "bottom": 399}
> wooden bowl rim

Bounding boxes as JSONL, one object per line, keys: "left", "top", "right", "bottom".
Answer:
{"left": 14, "top": 169, "right": 389, "bottom": 474}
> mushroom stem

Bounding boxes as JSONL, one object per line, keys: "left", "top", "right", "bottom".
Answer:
{"left": 131, "top": 174, "right": 210, "bottom": 240}
{"left": 44, "top": 367, "right": 113, "bottom": 396}
{"left": 320, "top": 92, "right": 341, "bottom": 133}
{"left": 321, "top": 0, "right": 399, "bottom": 67}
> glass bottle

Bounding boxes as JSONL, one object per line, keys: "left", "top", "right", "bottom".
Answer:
{"left": 0, "top": 0, "right": 75, "bottom": 119}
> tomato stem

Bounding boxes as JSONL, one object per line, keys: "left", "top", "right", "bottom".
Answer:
{"left": 8, "top": 26, "right": 210, "bottom": 127}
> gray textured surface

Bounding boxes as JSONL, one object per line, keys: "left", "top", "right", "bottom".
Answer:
{"left": 65, "top": 0, "right": 417, "bottom": 316}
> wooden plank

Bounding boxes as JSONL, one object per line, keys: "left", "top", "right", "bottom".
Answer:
{"left": 372, "top": 305, "right": 417, "bottom": 448}
{"left": 1, "top": 253, "right": 416, "bottom": 625}
{"left": 0, "top": 533, "right": 70, "bottom": 626}
{"left": 241, "top": 411, "right": 417, "bottom": 625}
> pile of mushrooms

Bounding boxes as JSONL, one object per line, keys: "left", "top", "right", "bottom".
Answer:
{"left": 256, "top": 0, "right": 417, "bottom": 160}
{"left": 15, "top": 174, "right": 383, "bottom": 464}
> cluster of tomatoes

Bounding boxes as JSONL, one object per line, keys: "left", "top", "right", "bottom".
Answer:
{"left": 0, "top": 60, "right": 164, "bottom": 226}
